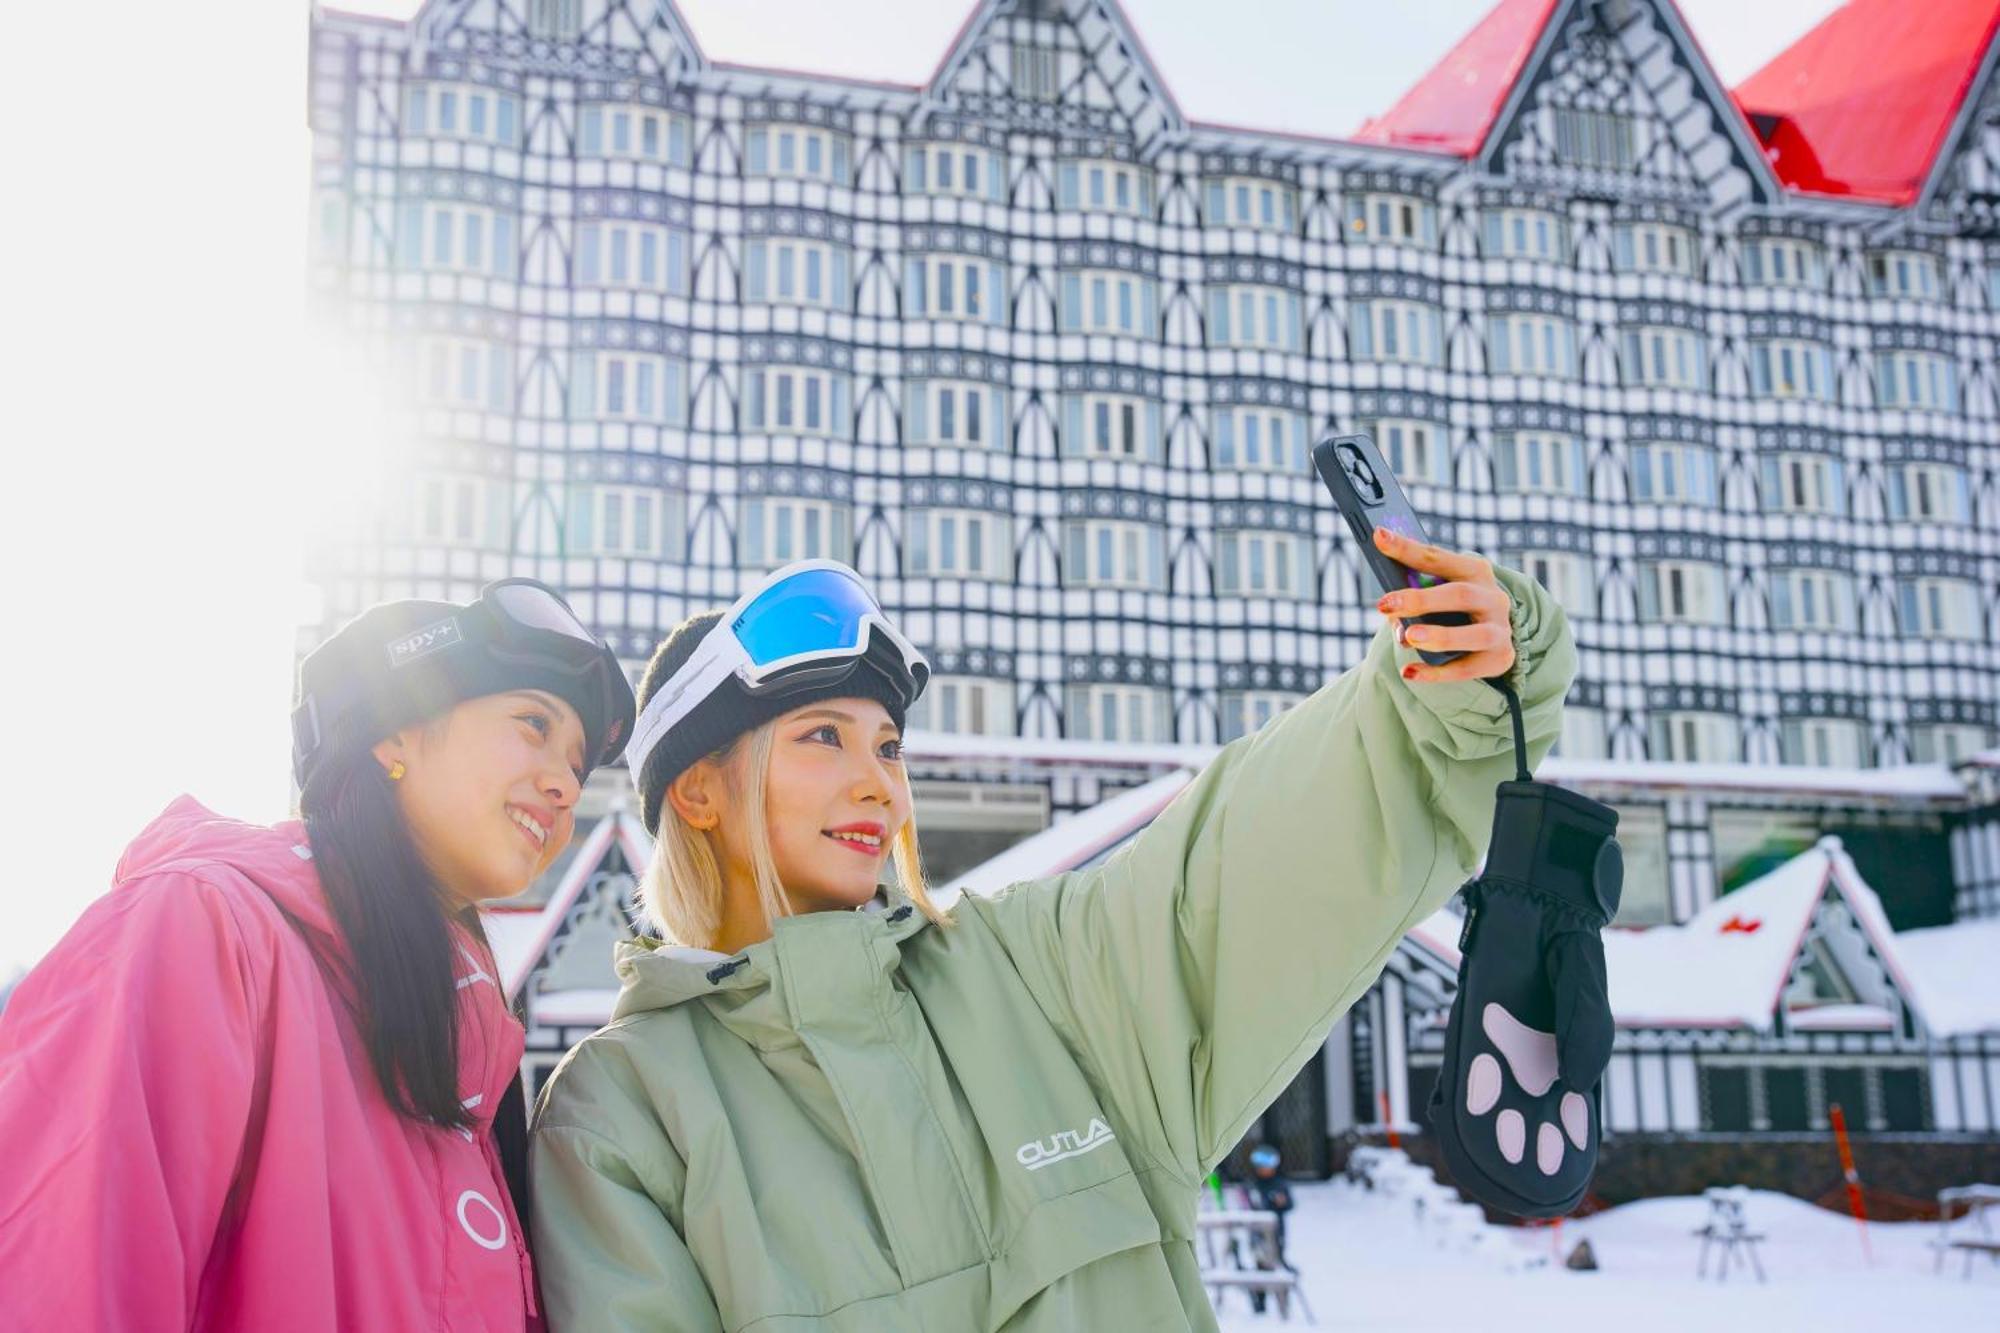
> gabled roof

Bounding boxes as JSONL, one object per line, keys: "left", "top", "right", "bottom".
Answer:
{"left": 480, "top": 810, "right": 651, "bottom": 998}
{"left": 1352, "top": 0, "right": 1559, "bottom": 155}
{"left": 1732, "top": 0, "right": 2000, "bottom": 205}
{"left": 1414, "top": 837, "right": 1927, "bottom": 1034}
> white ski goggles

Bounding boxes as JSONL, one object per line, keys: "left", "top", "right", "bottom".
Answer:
{"left": 626, "top": 560, "right": 928, "bottom": 789}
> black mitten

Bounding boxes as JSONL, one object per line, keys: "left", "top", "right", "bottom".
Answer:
{"left": 1427, "top": 765, "right": 1621, "bottom": 1219}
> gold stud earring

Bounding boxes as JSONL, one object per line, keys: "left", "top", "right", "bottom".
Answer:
{"left": 387, "top": 760, "right": 406, "bottom": 782}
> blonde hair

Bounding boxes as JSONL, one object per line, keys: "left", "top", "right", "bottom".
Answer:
{"left": 638, "top": 717, "right": 949, "bottom": 949}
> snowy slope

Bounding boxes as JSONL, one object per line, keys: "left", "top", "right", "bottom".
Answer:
{"left": 1212, "top": 1179, "right": 1999, "bottom": 1331}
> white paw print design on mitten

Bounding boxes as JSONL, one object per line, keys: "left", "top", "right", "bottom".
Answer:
{"left": 1464, "top": 1003, "right": 1591, "bottom": 1175}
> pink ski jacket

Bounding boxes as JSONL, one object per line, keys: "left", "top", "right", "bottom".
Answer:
{"left": 0, "top": 796, "right": 537, "bottom": 1332}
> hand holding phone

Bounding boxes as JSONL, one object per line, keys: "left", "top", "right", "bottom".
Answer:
{"left": 1311, "top": 434, "right": 1516, "bottom": 681}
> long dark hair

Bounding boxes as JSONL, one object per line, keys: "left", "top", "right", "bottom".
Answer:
{"left": 300, "top": 740, "right": 473, "bottom": 1129}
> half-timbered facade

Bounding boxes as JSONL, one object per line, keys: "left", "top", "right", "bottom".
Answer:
{"left": 304, "top": 0, "right": 2000, "bottom": 1174}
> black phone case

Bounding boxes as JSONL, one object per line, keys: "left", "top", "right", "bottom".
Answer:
{"left": 1311, "top": 433, "right": 1470, "bottom": 667}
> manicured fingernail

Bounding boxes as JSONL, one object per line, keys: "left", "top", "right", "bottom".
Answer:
{"left": 1375, "top": 529, "right": 1393, "bottom": 544}
{"left": 1377, "top": 597, "right": 1394, "bottom": 612}
{"left": 1402, "top": 664, "right": 1418, "bottom": 679}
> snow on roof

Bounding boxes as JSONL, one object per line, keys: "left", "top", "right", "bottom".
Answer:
{"left": 531, "top": 988, "right": 621, "bottom": 1028}
{"left": 1409, "top": 837, "right": 1922, "bottom": 1032}
{"left": 1891, "top": 916, "right": 2000, "bottom": 1039}
{"left": 1351, "top": 0, "right": 1558, "bottom": 155}
{"left": 1732, "top": 0, "right": 2000, "bottom": 205}
{"left": 934, "top": 768, "right": 1192, "bottom": 907}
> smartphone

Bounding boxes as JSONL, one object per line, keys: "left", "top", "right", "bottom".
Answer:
{"left": 1311, "top": 433, "right": 1469, "bottom": 668}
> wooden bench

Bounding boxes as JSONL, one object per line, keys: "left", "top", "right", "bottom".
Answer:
{"left": 1195, "top": 1209, "right": 1282, "bottom": 1271}
{"left": 1945, "top": 1238, "right": 2000, "bottom": 1279}
{"left": 1201, "top": 1268, "right": 1316, "bottom": 1323}
{"left": 1934, "top": 1184, "right": 2000, "bottom": 1277}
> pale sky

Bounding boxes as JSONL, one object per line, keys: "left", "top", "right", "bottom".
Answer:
{"left": 0, "top": 0, "right": 1842, "bottom": 977}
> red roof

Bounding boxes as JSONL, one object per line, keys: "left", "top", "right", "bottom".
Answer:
{"left": 1352, "top": 0, "right": 1559, "bottom": 155}
{"left": 1732, "top": 0, "right": 2000, "bottom": 205}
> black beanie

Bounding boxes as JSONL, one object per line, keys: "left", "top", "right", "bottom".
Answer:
{"left": 633, "top": 610, "right": 912, "bottom": 836}
{"left": 293, "top": 595, "right": 633, "bottom": 790}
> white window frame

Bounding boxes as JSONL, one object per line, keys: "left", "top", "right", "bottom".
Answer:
{"left": 1060, "top": 159, "right": 1153, "bottom": 217}
{"left": 738, "top": 497, "right": 851, "bottom": 568}
{"left": 1484, "top": 208, "right": 1567, "bottom": 262}
{"left": 1205, "top": 284, "right": 1302, "bottom": 351}
{"left": 1749, "top": 339, "right": 1834, "bottom": 400}
{"left": 1368, "top": 418, "right": 1450, "bottom": 487}
{"left": 1780, "top": 718, "right": 1867, "bottom": 768}
{"left": 1488, "top": 313, "right": 1576, "bottom": 378}
{"left": 1613, "top": 222, "right": 1695, "bottom": 276}
{"left": 577, "top": 104, "right": 692, "bottom": 167}
{"left": 1350, "top": 300, "right": 1443, "bottom": 365}
{"left": 1213, "top": 405, "right": 1307, "bottom": 472}
{"left": 907, "top": 676, "right": 1015, "bottom": 737}
{"left": 1345, "top": 193, "right": 1437, "bottom": 247}
{"left": 904, "top": 143, "right": 1006, "bottom": 201}
{"left": 909, "top": 255, "right": 1008, "bottom": 325}
{"left": 1759, "top": 452, "right": 1845, "bottom": 515}
{"left": 1494, "top": 432, "right": 1586, "bottom": 496}
{"left": 1867, "top": 250, "right": 1942, "bottom": 300}
{"left": 527, "top": 0, "right": 580, "bottom": 40}
{"left": 1063, "top": 392, "right": 1161, "bottom": 462}
{"left": 1886, "top": 462, "right": 1972, "bottom": 524}
{"left": 1066, "top": 683, "right": 1171, "bottom": 744}
{"left": 744, "top": 124, "right": 851, "bottom": 184}
{"left": 1911, "top": 723, "right": 1990, "bottom": 765}
{"left": 1637, "top": 560, "right": 1727, "bottom": 625}
{"left": 1897, "top": 577, "right": 1979, "bottom": 639}
{"left": 743, "top": 366, "right": 851, "bottom": 438}
{"left": 1620, "top": 326, "right": 1706, "bottom": 389}
{"left": 1648, "top": 711, "right": 1737, "bottom": 763}
{"left": 421, "top": 337, "right": 512, "bottom": 413}
{"left": 1205, "top": 176, "right": 1299, "bottom": 232}
{"left": 568, "top": 485, "right": 683, "bottom": 561}
{"left": 570, "top": 350, "right": 684, "bottom": 425}
{"left": 401, "top": 202, "right": 515, "bottom": 279}
{"left": 1555, "top": 705, "right": 1606, "bottom": 761}
{"left": 1060, "top": 268, "right": 1157, "bottom": 336}
{"left": 416, "top": 472, "right": 510, "bottom": 550}
{"left": 1769, "top": 569, "right": 1856, "bottom": 632}
{"left": 403, "top": 83, "right": 520, "bottom": 147}
{"left": 1742, "top": 236, "right": 1825, "bottom": 289}
{"left": 576, "top": 221, "right": 689, "bottom": 295}
{"left": 1551, "top": 107, "right": 1637, "bottom": 170}
{"left": 1214, "top": 529, "right": 1312, "bottom": 600}
{"left": 906, "top": 508, "right": 1005, "bottom": 580}
{"left": 745, "top": 239, "right": 852, "bottom": 311}
{"left": 1876, "top": 351, "right": 1957, "bottom": 411}
{"left": 1220, "top": 690, "right": 1302, "bottom": 742}
{"left": 1063, "top": 519, "right": 1166, "bottom": 590}
{"left": 1505, "top": 551, "right": 1594, "bottom": 621}
{"left": 904, "top": 380, "right": 1006, "bottom": 448}
{"left": 1629, "top": 442, "right": 1717, "bottom": 505}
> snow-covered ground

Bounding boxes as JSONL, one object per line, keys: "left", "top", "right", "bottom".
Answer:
{"left": 1211, "top": 1179, "right": 2000, "bottom": 1331}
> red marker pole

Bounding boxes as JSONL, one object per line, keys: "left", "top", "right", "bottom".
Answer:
{"left": 1381, "top": 1089, "right": 1401, "bottom": 1151}
{"left": 1829, "top": 1103, "right": 1872, "bottom": 1263}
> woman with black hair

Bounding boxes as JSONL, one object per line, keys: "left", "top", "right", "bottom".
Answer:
{"left": 0, "top": 580, "right": 634, "bottom": 1332}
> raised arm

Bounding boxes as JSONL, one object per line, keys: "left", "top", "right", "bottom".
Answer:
{"left": 958, "top": 556, "right": 1576, "bottom": 1183}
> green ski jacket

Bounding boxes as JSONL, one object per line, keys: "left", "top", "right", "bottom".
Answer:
{"left": 532, "top": 564, "right": 1575, "bottom": 1331}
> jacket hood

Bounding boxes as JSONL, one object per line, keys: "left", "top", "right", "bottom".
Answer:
{"left": 114, "top": 796, "right": 524, "bottom": 1130}
{"left": 609, "top": 897, "right": 936, "bottom": 1024}
{"left": 117, "top": 794, "right": 350, "bottom": 981}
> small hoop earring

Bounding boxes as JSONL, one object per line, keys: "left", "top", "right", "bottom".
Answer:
{"left": 387, "top": 760, "right": 407, "bottom": 782}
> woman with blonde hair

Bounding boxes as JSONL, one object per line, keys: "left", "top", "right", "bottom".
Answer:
{"left": 532, "top": 535, "right": 1575, "bottom": 1332}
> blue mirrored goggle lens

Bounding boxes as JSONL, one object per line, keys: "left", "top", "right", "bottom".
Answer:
{"left": 732, "top": 567, "right": 884, "bottom": 668}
